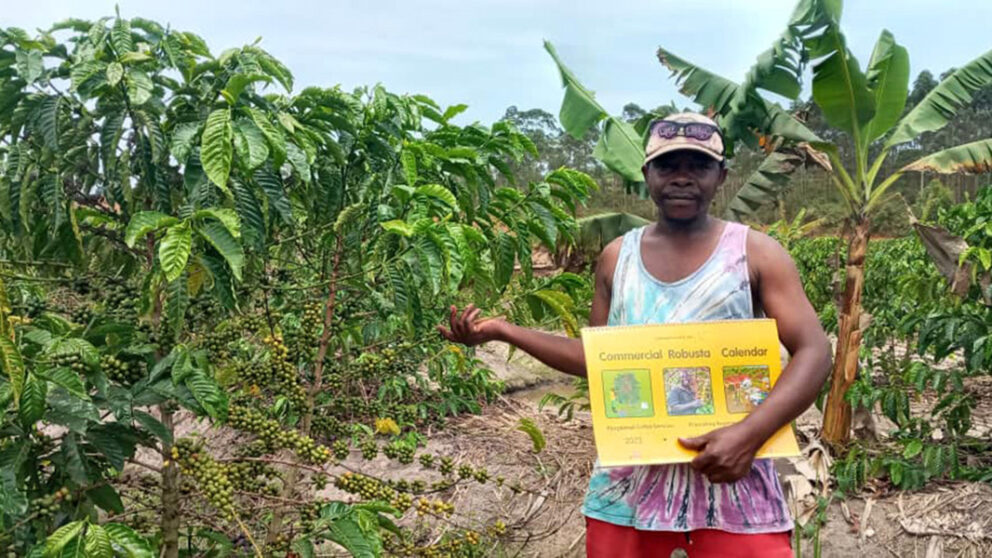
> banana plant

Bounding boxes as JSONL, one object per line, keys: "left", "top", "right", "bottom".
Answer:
{"left": 543, "top": 41, "right": 652, "bottom": 196}
{"left": 654, "top": 0, "right": 992, "bottom": 445}
{"left": 544, "top": 0, "right": 835, "bottom": 214}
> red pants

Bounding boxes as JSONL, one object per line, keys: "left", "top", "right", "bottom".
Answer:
{"left": 586, "top": 517, "right": 793, "bottom": 558}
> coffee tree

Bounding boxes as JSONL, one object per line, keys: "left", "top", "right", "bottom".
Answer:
{"left": 0, "top": 15, "right": 594, "bottom": 557}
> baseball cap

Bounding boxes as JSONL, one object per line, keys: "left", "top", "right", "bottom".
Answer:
{"left": 644, "top": 112, "right": 725, "bottom": 165}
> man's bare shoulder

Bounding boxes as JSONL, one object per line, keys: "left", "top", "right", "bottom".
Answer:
{"left": 745, "top": 227, "right": 800, "bottom": 279}
{"left": 596, "top": 236, "right": 625, "bottom": 287}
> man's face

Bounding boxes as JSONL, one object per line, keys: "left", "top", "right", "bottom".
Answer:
{"left": 643, "top": 150, "right": 726, "bottom": 223}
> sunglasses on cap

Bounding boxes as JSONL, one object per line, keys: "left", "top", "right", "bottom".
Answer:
{"left": 650, "top": 119, "right": 724, "bottom": 143}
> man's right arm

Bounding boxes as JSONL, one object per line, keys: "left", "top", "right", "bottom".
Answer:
{"left": 438, "top": 237, "right": 622, "bottom": 378}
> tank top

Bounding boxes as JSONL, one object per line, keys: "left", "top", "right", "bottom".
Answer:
{"left": 581, "top": 221, "right": 793, "bottom": 533}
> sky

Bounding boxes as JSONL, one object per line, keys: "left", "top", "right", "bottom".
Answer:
{"left": 5, "top": 0, "right": 992, "bottom": 125}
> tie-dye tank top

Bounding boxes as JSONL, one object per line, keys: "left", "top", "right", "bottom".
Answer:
{"left": 581, "top": 221, "right": 793, "bottom": 534}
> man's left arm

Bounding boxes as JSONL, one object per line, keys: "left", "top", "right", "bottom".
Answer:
{"left": 680, "top": 232, "right": 832, "bottom": 483}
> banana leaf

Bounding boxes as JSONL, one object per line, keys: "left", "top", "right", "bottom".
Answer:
{"left": 886, "top": 48, "right": 992, "bottom": 148}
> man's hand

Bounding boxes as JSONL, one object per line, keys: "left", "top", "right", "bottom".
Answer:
{"left": 678, "top": 422, "right": 761, "bottom": 483}
{"left": 437, "top": 304, "right": 506, "bottom": 347}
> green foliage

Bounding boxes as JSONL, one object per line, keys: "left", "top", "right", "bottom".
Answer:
{"left": 725, "top": 150, "right": 807, "bottom": 223}
{"left": 787, "top": 236, "right": 842, "bottom": 331}
{"left": 0, "top": 15, "right": 593, "bottom": 557}
{"left": 887, "top": 49, "right": 992, "bottom": 147}
{"left": 515, "top": 417, "right": 546, "bottom": 453}
{"left": 916, "top": 179, "right": 954, "bottom": 221}
{"left": 538, "top": 378, "right": 591, "bottom": 422}
{"left": 938, "top": 185, "right": 992, "bottom": 293}
{"left": 808, "top": 217, "right": 991, "bottom": 492}
{"left": 862, "top": 30, "right": 909, "bottom": 144}
{"left": 573, "top": 212, "right": 650, "bottom": 255}
{"left": 544, "top": 41, "right": 663, "bottom": 195}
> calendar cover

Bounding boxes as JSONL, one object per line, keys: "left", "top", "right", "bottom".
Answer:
{"left": 581, "top": 319, "right": 801, "bottom": 466}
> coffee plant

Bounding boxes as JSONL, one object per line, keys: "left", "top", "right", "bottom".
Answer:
{"left": 825, "top": 191, "right": 992, "bottom": 493}
{"left": 0, "top": 15, "right": 595, "bottom": 557}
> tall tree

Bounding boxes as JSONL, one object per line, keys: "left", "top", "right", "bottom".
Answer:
{"left": 907, "top": 70, "right": 938, "bottom": 107}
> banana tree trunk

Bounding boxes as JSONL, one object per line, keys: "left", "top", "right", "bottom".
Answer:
{"left": 822, "top": 218, "right": 870, "bottom": 447}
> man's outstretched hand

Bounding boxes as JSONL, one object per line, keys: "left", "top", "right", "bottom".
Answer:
{"left": 437, "top": 304, "right": 507, "bottom": 347}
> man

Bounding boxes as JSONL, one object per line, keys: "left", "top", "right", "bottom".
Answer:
{"left": 667, "top": 370, "right": 704, "bottom": 416}
{"left": 439, "top": 113, "right": 831, "bottom": 557}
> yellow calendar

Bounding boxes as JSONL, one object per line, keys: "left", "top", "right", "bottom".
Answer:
{"left": 581, "top": 319, "right": 800, "bottom": 467}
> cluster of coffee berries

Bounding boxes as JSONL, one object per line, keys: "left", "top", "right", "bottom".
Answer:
{"left": 266, "top": 532, "right": 291, "bottom": 554}
{"left": 325, "top": 372, "right": 344, "bottom": 392}
{"left": 325, "top": 397, "right": 416, "bottom": 424}
{"left": 238, "top": 314, "right": 267, "bottom": 335}
{"left": 486, "top": 520, "right": 507, "bottom": 537}
{"left": 417, "top": 455, "right": 493, "bottom": 487}
{"left": 281, "top": 301, "right": 321, "bottom": 356}
{"left": 23, "top": 297, "right": 46, "bottom": 318}
{"left": 30, "top": 487, "right": 71, "bottom": 518}
{"left": 394, "top": 404, "right": 418, "bottom": 424}
{"left": 335, "top": 472, "right": 394, "bottom": 501}
{"left": 299, "top": 500, "right": 323, "bottom": 531}
{"left": 204, "top": 326, "right": 240, "bottom": 361}
{"left": 332, "top": 439, "right": 350, "bottom": 460}
{"left": 263, "top": 335, "right": 306, "bottom": 408}
{"left": 300, "top": 301, "right": 323, "bottom": 340}
{"left": 360, "top": 438, "right": 378, "bottom": 460}
{"left": 383, "top": 441, "right": 415, "bottom": 464}
{"left": 188, "top": 294, "right": 222, "bottom": 326}
{"left": 365, "top": 400, "right": 384, "bottom": 418}
{"left": 101, "top": 354, "right": 145, "bottom": 385}
{"left": 392, "top": 492, "right": 413, "bottom": 512}
{"left": 172, "top": 438, "right": 236, "bottom": 520}
{"left": 414, "top": 496, "right": 454, "bottom": 517}
{"left": 386, "top": 529, "right": 485, "bottom": 557}
{"left": 334, "top": 472, "right": 412, "bottom": 511}
{"left": 225, "top": 460, "right": 275, "bottom": 492}
{"left": 463, "top": 531, "right": 481, "bottom": 546}
{"left": 227, "top": 406, "right": 331, "bottom": 464}
{"left": 233, "top": 359, "right": 274, "bottom": 388}
{"left": 352, "top": 342, "right": 417, "bottom": 381}
{"left": 325, "top": 395, "right": 365, "bottom": 415}
{"left": 52, "top": 352, "right": 86, "bottom": 373}
{"left": 388, "top": 478, "right": 426, "bottom": 495}
{"left": 313, "top": 414, "right": 349, "bottom": 440}
{"left": 69, "top": 304, "right": 94, "bottom": 325}
{"left": 135, "top": 319, "right": 158, "bottom": 344}
{"left": 102, "top": 279, "right": 138, "bottom": 319}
